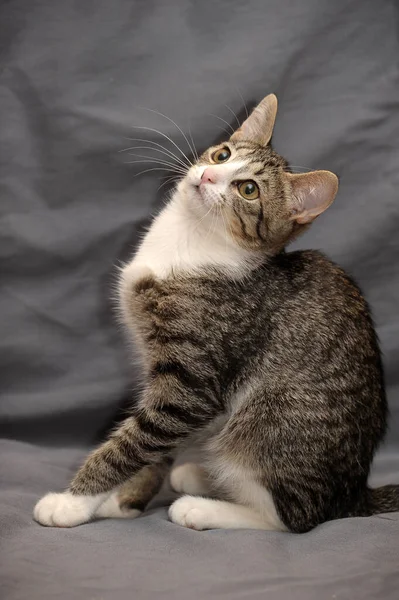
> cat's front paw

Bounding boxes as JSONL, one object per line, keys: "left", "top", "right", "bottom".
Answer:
{"left": 33, "top": 492, "right": 95, "bottom": 528}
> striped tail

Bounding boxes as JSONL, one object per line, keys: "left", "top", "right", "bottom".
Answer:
{"left": 368, "top": 485, "right": 399, "bottom": 515}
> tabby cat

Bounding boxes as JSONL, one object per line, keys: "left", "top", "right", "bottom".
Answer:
{"left": 34, "top": 94, "right": 399, "bottom": 533}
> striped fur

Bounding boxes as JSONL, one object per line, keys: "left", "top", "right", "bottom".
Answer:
{"left": 34, "top": 94, "right": 399, "bottom": 531}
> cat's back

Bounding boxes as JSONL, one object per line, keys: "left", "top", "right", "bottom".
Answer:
{"left": 262, "top": 249, "right": 384, "bottom": 410}
{"left": 269, "top": 248, "right": 372, "bottom": 327}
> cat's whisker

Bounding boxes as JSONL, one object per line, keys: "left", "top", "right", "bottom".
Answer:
{"left": 128, "top": 152, "right": 188, "bottom": 173}
{"left": 160, "top": 188, "right": 176, "bottom": 207}
{"left": 188, "top": 125, "right": 199, "bottom": 162}
{"left": 135, "top": 107, "right": 197, "bottom": 163}
{"left": 157, "top": 175, "right": 182, "bottom": 192}
{"left": 208, "top": 114, "right": 235, "bottom": 136}
{"left": 121, "top": 145, "right": 190, "bottom": 170}
{"left": 193, "top": 204, "right": 215, "bottom": 231}
{"left": 221, "top": 206, "right": 232, "bottom": 256}
{"left": 222, "top": 204, "right": 236, "bottom": 245}
{"left": 126, "top": 153, "right": 188, "bottom": 174}
{"left": 121, "top": 137, "right": 190, "bottom": 170}
{"left": 129, "top": 167, "right": 184, "bottom": 179}
{"left": 212, "top": 205, "right": 221, "bottom": 242}
{"left": 218, "top": 205, "right": 228, "bottom": 255}
{"left": 167, "top": 198, "right": 213, "bottom": 261}
{"left": 213, "top": 124, "right": 234, "bottom": 138}
{"left": 210, "top": 203, "right": 221, "bottom": 242}
{"left": 128, "top": 166, "right": 187, "bottom": 179}
{"left": 166, "top": 200, "right": 213, "bottom": 261}
{"left": 130, "top": 126, "right": 193, "bottom": 167}
{"left": 234, "top": 86, "right": 249, "bottom": 119}
{"left": 203, "top": 204, "right": 218, "bottom": 246}
{"left": 224, "top": 104, "right": 241, "bottom": 129}
{"left": 158, "top": 174, "right": 181, "bottom": 187}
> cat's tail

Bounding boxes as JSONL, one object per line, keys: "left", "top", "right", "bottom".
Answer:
{"left": 367, "top": 485, "right": 399, "bottom": 515}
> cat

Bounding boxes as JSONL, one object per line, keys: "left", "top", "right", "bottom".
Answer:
{"left": 33, "top": 93, "right": 399, "bottom": 532}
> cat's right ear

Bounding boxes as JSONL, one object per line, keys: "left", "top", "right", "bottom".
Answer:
{"left": 286, "top": 170, "right": 339, "bottom": 224}
{"left": 230, "top": 93, "right": 278, "bottom": 145}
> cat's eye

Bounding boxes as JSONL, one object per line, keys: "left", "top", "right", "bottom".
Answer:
{"left": 238, "top": 180, "right": 259, "bottom": 200}
{"left": 211, "top": 147, "right": 231, "bottom": 163}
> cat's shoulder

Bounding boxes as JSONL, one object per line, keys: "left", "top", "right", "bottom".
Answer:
{"left": 280, "top": 248, "right": 345, "bottom": 273}
{"left": 276, "top": 249, "right": 361, "bottom": 291}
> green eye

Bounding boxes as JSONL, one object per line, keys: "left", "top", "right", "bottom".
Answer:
{"left": 211, "top": 147, "right": 231, "bottom": 163}
{"left": 238, "top": 180, "right": 259, "bottom": 200}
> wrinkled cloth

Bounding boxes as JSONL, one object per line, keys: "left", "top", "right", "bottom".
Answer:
{"left": 1, "top": 0, "right": 398, "bottom": 598}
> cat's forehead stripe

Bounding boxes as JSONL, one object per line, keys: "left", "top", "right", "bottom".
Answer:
{"left": 232, "top": 142, "right": 287, "bottom": 170}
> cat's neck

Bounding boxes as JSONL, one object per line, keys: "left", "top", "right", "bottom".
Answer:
{"left": 132, "top": 191, "right": 258, "bottom": 279}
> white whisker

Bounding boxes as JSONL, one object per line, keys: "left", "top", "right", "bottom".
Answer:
{"left": 208, "top": 114, "right": 235, "bottom": 135}
{"left": 224, "top": 104, "right": 241, "bottom": 129}
{"left": 157, "top": 175, "right": 182, "bottom": 192}
{"left": 121, "top": 137, "right": 189, "bottom": 170}
{"left": 136, "top": 107, "right": 197, "bottom": 162}
{"left": 211, "top": 204, "right": 220, "bottom": 242}
{"left": 130, "top": 125, "right": 193, "bottom": 167}
{"left": 206, "top": 201, "right": 221, "bottom": 247}
{"left": 222, "top": 205, "right": 235, "bottom": 244}
{"left": 126, "top": 154, "right": 187, "bottom": 174}
{"left": 219, "top": 205, "right": 230, "bottom": 255}
{"left": 120, "top": 145, "right": 189, "bottom": 170}
{"left": 235, "top": 87, "right": 249, "bottom": 119}
{"left": 130, "top": 167, "right": 183, "bottom": 179}
{"left": 188, "top": 125, "right": 199, "bottom": 162}
{"left": 213, "top": 124, "right": 233, "bottom": 138}
{"left": 193, "top": 204, "right": 214, "bottom": 231}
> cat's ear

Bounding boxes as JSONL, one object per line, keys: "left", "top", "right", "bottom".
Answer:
{"left": 287, "top": 171, "right": 338, "bottom": 224}
{"left": 230, "top": 93, "right": 278, "bottom": 145}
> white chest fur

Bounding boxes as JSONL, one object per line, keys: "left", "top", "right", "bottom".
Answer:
{"left": 118, "top": 193, "right": 252, "bottom": 326}
{"left": 131, "top": 196, "right": 249, "bottom": 278}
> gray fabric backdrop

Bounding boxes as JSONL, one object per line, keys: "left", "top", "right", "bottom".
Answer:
{"left": 1, "top": 1, "right": 399, "bottom": 598}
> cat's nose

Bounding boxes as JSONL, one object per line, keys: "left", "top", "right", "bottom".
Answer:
{"left": 200, "top": 167, "right": 217, "bottom": 184}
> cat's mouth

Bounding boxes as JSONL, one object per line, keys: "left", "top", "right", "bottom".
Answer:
{"left": 186, "top": 169, "right": 224, "bottom": 208}
{"left": 196, "top": 182, "right": 222, "bottom": 207}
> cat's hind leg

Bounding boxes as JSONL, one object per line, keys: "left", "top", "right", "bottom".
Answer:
{"left": 169, "top": 495, "right": 278, "bottom": 531}
{"left": 168, "top": 459, "right": 285, "bottom": 531}
{"left": 170, "top": 463, "right": 211, "bottom": 496}
{"left": 169, "top": 406, "right": 287, "bottom": 532}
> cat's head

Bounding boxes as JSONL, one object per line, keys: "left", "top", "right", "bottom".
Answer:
{"left": 178, "top": 94, "right": 338, "bottom": 255}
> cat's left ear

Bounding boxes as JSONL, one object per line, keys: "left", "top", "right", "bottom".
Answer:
{"left": 286, "top": 170, "right": 339, "bottom": 224}
{"left": 230, "top": 93, "right": 278, "bottom": 145}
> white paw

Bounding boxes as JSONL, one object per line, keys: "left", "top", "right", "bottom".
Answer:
{"left": 170, "top": 463, "right": 209, "bottom": 496}
{"left": 95, "top": 492, "right": 142, "bottom": 520}
{"left": 33, "top": 492, "right": 98, "bottom": 528}
{"left": 169, "top": 495, "right": 214, "bottom": 530}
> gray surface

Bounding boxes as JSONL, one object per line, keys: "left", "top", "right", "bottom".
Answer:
{"left": 1, "top": 0, "right": 399, "bottom": 598}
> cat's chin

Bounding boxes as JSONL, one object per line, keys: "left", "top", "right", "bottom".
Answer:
{"left": 180, "top": 183, "right": 207, "bottom": 210}
{"left": 178, "top": 180, "right": 222, "bottom": 222}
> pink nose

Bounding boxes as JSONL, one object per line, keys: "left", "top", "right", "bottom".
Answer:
{"left": 201, "top": 167, "right": 217, "bottom": 184}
